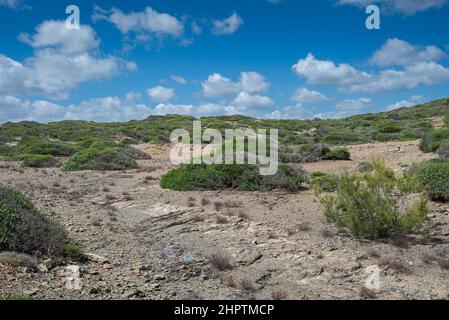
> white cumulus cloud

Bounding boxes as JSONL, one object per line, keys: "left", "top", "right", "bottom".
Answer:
{"left": 147, "top": 86, "right": 175, "bottom": 102}
{"left": 212, "top": 13, "right": 244, "bottom": 35}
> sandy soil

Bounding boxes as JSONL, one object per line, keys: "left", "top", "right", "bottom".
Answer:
{"left": 1, "top": 140, "right": 449, "bottom": 300}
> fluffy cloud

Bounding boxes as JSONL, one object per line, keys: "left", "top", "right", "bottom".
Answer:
{"left": 294, "top": 42, "right": 449, "bottom": 94}
{"left": 348, "top": 62, "right": 449, "bottom": 93}
{"left": 0, "top": 0, "right": 19, "bottom": 8}
{"left": 18, "top": 20, "right": 99, "bottom": 54}
{"left": 292, "top": 53, "right": 370, "bottom": 86}
{"left": 201, "top": 73, "right": 241, "bottom": 97}
{"left": 385, "top": 95, "right": 425, "bottom": 110}
{"left": 292, "top": 87, "right": 328, "bottom": 103}
{"left": 233, "top": 92, "right": 275, "bottom": 110}
{"left": 201, "top": 72, "right": 269, "bottom": 97}
{"left": 265, "top": 104, "right": 316, "bottom": 120}
{"left": 0, "top": 20, "right": 136, "bottom": 99}
{"left": 212, "top": 13, "right": 244, "bottom": 35}
{"left": 147, "top": 86, "right": 175, "bottom": 102}
{"left": 0, "top": 95, "right": 154, "bottom": 123}
{"left": 64, "top": 97, "right": 151, "bottom": 122}
{"left": 240, "top": 72, "right": 270, "bottom": 93}
{"left": 370, "top": 38, "right": 446, "bottom": 67}
{"left": 93, "top": 6, "right": 184, "bottom": 37}
{"left": 337, "top": 0, "right": 448, "bottom": 15}
{"left": 171, "top": 75, "right": 188, "bottom": 84}
{"left": 0, "top": 95, "right": 65, "bottom": 123}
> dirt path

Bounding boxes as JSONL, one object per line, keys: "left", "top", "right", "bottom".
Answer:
{"left": 1, "top": 140, "right": 448, "bottom": 300}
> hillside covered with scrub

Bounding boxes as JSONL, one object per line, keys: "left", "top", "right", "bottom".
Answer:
{"left": 2, "top": 98, "right": 449, "bottom": 300}
{"left": 0, "top": 98, "right": 448, "bottom": 170}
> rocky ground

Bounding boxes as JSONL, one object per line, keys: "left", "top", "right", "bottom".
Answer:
{"left": 1, "top": 140, "right": 449, "bottom": 300}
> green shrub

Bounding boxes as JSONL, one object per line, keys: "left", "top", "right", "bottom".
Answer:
{"left": 437, "top": 140, "right": 449, "bottom": 160}
{"left": 310, "top": 172, "right": 339, "bottom": 193}
{"left": 357, "top": 161, "right": 374, "bottom": 173}
{"left": 280, "top": 144, "right": 330, "bottom": 163}
{"left": 317, "top": 160, "right": 428, "bottom": 239}
{"left": 413, "top": 159, "right": 449, "bottom": 201}
{"left": 19, "top": 154, "right": 58, "bottom": 168}
{"left": 17, "top": 139, "right": 79, "bottom": 157}
{"left": 323, "top": 147, "right": 351, "bottom": 161}
{"left": 0, "top": 185, "right": 83, "bottom": 258}
{"left": 419, "top": 128, "right": 449, "bottom": 152}
{"left": 377, "top": 122, "right": 402, "bottom": 134}
{"left": 62, "top": 142, "right": 138, "bottom": 171}
{"left": 160, "top": 164, "right": 308, "bottom": 192}
{"left": 62, "top": 243, "right": 87, "bottom": 261}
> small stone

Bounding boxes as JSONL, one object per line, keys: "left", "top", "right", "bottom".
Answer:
{"left": 23, "top": 289, "right": 38, "bottom": 296}
{"left": 154, "top": 274, "right": 166, "bottom": 281}
{"left": 37, "top": 264, "right": 49, "bottom": 273}
{"left": 85, "top": 253, "right": 109, "bottom": 264}
{"left": 43, "top": 259, "right": 54, "bottom": 270}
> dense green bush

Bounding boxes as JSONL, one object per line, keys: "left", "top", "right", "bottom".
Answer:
{"left": 317, "top": 160, "right": 428, "bottom": 239}
{"left": 357, "top": 161, "right": 374, "bottom": 173}
{"left": 0, "top": 185, "right": 83, "bottom": 258}
{"left": 310, "top": 172, "right": 339, "bottom": 193}
{"left": 413, "top": 159, "right": 449, "bottom": 202}
{"left": 17, "top": 139, "right": 79, "bottom": 157}
{"left": 377, "top": 122, "right": 402, "bottom": 134}
{"left": 419, "top": 128, "right": 449, "bottom": 152}
{"left": 160, "top": 164, "right": 308, "bottom": 192}
{"left": 19, "top": 154, "right": 58, "bottom": 168}
{"left": 437, "top": 141, "right": 449, "bottom": 160}
{"left": 62, "top": 142, "right": 139, "bottom": 171}
{"left": 323, "top": 147, "right": 351, "bottom": 161}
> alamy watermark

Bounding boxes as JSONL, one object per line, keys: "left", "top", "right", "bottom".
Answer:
{"left": 66, "top": 265, "right": 81, "bottom": 291}
{"left": 170, "top": 121, "right": 279, "bottom": 176}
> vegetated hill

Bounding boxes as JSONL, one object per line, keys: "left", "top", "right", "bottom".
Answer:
{"left": 0, "top": 98, "right": 448, "bottom": 169}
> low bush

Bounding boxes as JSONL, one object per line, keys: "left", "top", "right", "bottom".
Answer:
{"left": 17, "top": 139, "right": 79, "bottom": 157}
{"left": 317, "top": 160, "right": 429, "bottom": 239}
{"left": 437, "top": 141, "right": 449, "bottom": 160}
{"left": 357, "top": 161, "right": 374, "bottom": 173}
{"left": 19, "top": 154, "right": 58, "bottom": 168}
{"left": 160, "top": 164, "right": 308, "bottom": 192}
{"left": 310, "top": 172, "right": 339, "bottom": 193}
{"left": 323, "top": 147, "right": 351, "bottom": 161}
{"left": 413, "top": 159, "right": 449, "bottom": 202}
{"left": 0, "top": 184, "right": 83, "bottom": 258}
{"left": 419, "top": 128, "right": 449, "bottom": 152}
{"left": 62, "top": 142, "right": 139, "bottom": 171}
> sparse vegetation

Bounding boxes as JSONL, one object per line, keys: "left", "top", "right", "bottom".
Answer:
{"left": 317, "top": 160, "right": 429, "bottom": 239}
{"left": 208, "top": 252, "right": 232, "bottom": 271}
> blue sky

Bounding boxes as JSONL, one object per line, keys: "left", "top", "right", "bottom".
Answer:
{"left": 1, "top": 0, "right": 449, "bottom": 123}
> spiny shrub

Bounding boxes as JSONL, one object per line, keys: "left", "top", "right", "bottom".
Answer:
{"left": 419, "top": 128, "right": 449, "bottom": 152}
{"left": 413, "top": 159, "right": 449, "bottom": 202}
{"left": 0, "top": 184, "right": 83, "bottom": 258}
{"left": 160, "top": 164, "right": 308, "bottom": 192}
{"left": 62, "top": 142, "right": 138, "bottom": 171}
{"left": 19, "top": 154, "right": 58, "bottom": 168}
{"left": 310, "top": 172, "right": 339, "bottom": 193}
{"left": 357, "top": 161, "right": 374, "bottom": 173}
{"left": 317, "top": 160, "right": 428, "bottom": 239}
{"left": 437, "top": 141, "right": 449, "bottom": 160}
{"left": 17, "top": 139, "right": 79, "bottom": 157}
{"left": 323, "top": 147, "right": 351, "bottom": 161}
